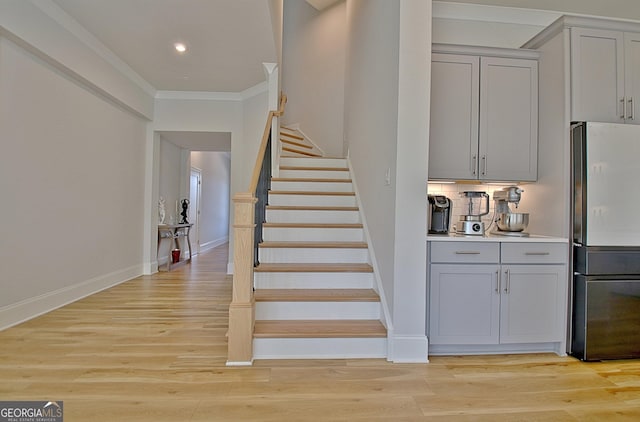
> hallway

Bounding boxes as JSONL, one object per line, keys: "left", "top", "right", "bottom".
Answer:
{"left": 1, "top": 245, "right": 639, "bottom": 421}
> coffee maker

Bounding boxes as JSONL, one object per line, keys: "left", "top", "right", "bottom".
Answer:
{"left": 428, "top": 195, "right": 451, "bottom": 234}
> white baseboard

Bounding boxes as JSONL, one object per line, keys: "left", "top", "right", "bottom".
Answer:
{"left": 388, "top": 334, "right": 429, "bottom": 363}
{"left": 199, "top": 236, "right": 229, "bottom": 254}
{"left": 0, "top": 264, "right": 143, "bottom": 331}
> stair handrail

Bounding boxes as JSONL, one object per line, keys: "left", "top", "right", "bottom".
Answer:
{"left": 227, "top": 93, "right": 286, "bottom": 365}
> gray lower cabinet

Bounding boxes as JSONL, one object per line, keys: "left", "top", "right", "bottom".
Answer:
{"left": 428, "top": 241, "right": 567, "bottom": 353}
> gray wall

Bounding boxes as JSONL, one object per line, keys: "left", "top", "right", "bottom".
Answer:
{"left": 191, "top": 151, "right": 231, "bottom": 250}
{"left": 343, "top": 0, "right": 430, "bottom": 362}
{"left": 0, "top": 35, "right": 147, "bottom": 325}
{"left": 282, "top": 0, "right": 347, "bottom": 156}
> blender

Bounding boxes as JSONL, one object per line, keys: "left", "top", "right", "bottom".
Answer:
{"left": 456, "top": 191, "right": 490, "bottom": 236}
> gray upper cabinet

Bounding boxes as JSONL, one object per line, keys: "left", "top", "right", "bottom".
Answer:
{"left": 571, "top": 27, "right": 640, "bottom": 124}
{"left": 429, "top": 46, "right": 538, "bottom": 182}
{"left": 429, "top": 53, "right": 479, "bottom": 180}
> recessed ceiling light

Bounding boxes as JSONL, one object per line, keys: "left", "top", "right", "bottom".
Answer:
{"left": 174, "top": 43, "right": 187, "bottom": 53}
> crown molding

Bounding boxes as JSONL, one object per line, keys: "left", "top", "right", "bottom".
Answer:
{"left": 432, "top": 1, "right": 560, "bottom": 27}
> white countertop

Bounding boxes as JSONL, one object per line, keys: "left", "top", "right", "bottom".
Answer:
{"left": 427, "top": 233, "right": 568, "bottom": 243}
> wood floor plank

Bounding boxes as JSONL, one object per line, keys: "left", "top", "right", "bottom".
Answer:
{"left": 1, "top": 244, "right": 639, "bottom": 421}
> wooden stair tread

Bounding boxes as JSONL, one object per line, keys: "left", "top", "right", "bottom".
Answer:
{"left": 255, "top": 263, "right": 373, "bottom": 273}
{"left": 280, "top": 131, "right": 305, "bottom": 141}
{"left": 255, "top": 289, "right": 379, "bottom": 302}
{"left": 259, "top": 241, "right": 367, "bottom": 249}
{"left": 282, "top": 147, "right": 322, "bottom": 157}
{"left": 266, "top": 205, "right": 359, "bottom": 211}
{"left": 263, "top": 222, "right": 363, "bottom": 229}
{"left": 280, "top": 166, "right": 349, "bottom": 171}
{"left": 269, "top": 190, "right": 355, "bottom": 196}
{"left": 280, "top": 138, "right": 312, "bottom": 149}
{"left": 271, "top": 177, "right": 352, "bottom": 183}
{"left": 254, "top": 320, "right": 387, "bottom": 338}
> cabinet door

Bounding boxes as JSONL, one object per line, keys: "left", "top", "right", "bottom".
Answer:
{"left": 499, "top": 265, "right": 566, "bottom": 344}
{"left": 624, "top": 32, "right": 640, "bottom": 124}
{"left": 479, "top": 57, "right": 538, "bottom": 181}
{"left": 429, "top": 54, "right": 479, "bottom": 180}
{"left": 570, "top": 27, "right": 625, "bottom": 123}
{"left": 429, "top": 264, "right": 500, "bottom": 345}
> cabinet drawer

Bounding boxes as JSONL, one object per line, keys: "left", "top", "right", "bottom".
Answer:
{"left": 430, "top": 242, "right": 499, "bottom": 263}
{"left": 500, "top": 243, "right": 567, "bottom": 264}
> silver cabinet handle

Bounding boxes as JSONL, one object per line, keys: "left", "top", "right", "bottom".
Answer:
{"left": 481, "top": 155, "right": 487, "bottom": 176}
{"left": 630, "top": 97, "right": 635, "bottom": 120}
{"left": 621, "top": 97, "right": 626, "bottom": 119}
{"left": 455, "top": 251, "right": 481, "bottom": 255}
{"left": 525, "top": 252, "right": 550, "bottom": 256}
{"left": 504, "top": 269, "right": 510, "bottom": 294}
{"left": 495, "top": 270, "right": 500, "bottom": 294}
{"left": 471, "top": 154, "right": 477, "bottom": 175}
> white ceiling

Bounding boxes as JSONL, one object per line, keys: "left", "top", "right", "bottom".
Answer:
{"left": 52, "top": 0, "right": 277, "bottom": 93}
{"left": 47, "top": 0, "right": 640, "bottom": 153}
{"left": 50, "top": 1, "right": 640, "bottom": 96}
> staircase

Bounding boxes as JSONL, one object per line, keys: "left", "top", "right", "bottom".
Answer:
{"left": 252, "top": 155, "right": 388, "bottom": 359}
{"left": 279, "top": 126, "right": 323, "bottom": 157}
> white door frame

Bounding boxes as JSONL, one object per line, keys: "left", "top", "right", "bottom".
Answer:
{"left": 189, "top": 167, "right": 202, "bottom": 257}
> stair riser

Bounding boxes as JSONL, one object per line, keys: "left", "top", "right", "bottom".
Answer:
{"left": 254, "top": 272, "right": 374, "bottom": 289}
{"left": 279, "top": 170, "right": 351, "bottom": 179}
{"left": 253, "top": 338, "right": 387, "bottom": 359}
{"left": 280, "top": 157, "right": 348, "bottom": 168}
{"left": 265, "top": 209, "right": 361, "bottom": 224}
{"left": 263, "top": 227, "right": 365, "bottom": 242}
{"left": 255, "top": 302, "right": 380, "bottom": 320}
{"left": 270, "top": 181, "right": 353, "bottom": 192}
{"left": 268, "top": 194, "right": 356, "bottom": 207}
{"left": 258, "top": 248, "right": 369, "bottom": 263}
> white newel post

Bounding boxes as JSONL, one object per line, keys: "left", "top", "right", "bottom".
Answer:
{"left": 263, "top": 63, "right": 280, "bottom": 178}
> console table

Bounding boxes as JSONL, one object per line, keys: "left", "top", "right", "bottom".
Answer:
{"left": 157, "top": 224, "right": 193, "bottom": 271}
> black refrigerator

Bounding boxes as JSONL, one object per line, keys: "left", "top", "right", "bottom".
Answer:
{"left": 571, "top": 122, "right": 640, "bottom": 361}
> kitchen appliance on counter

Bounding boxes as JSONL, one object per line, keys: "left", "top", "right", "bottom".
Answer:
{"left": 428, "top": 195, "right": 452, "bottom": 234}
{"left": 491, "top": 186, "right": 530, "bottom": 237}
{"left": 456, "top": 191, "right": 489, "bottom": 236}
{"left": 571, "top": 122, "right": 640, "bottom": 361}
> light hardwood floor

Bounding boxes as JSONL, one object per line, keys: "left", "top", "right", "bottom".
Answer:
{"left": 1, "top": 244, "right": 639, "bottom": 421}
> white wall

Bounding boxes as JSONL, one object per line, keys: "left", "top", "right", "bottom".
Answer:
{"left": 0, "top": 35, "right": 147, "bottom": 328}
{"left": 190, "top": 152, "right": 231, "bottom": 250}
{"left": 344, "top": 0, "right": 430, "bottom": 362}
{"left": 159, "top": 137, "right": 184, "bottom": 225}
{"left": 282, "top": 0, "right": 346, "bottom": 156}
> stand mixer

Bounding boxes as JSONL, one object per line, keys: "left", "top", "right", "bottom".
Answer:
{"left": 456, "top": 191, "right": 490, "bottom": 236}
{"left": 491, "top": 186, "right": 530, "bottom": 236}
